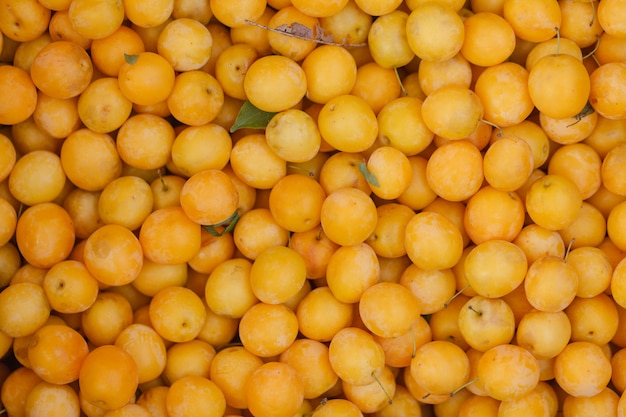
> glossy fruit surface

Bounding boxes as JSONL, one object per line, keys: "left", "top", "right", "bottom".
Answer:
{"left": 3, "top": 2, "right": 626, "bottom": 416}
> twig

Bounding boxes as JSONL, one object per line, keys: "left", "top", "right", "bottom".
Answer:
{"left": 244, "top": 19, "right": 367, "bottom": 47}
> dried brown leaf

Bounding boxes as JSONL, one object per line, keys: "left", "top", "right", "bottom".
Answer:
{"left": 244, "top": 19, "right": 367, "bottom": 47}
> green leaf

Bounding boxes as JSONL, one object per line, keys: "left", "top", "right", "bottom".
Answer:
{"left": 230, "top": 100, "right": 278, "bottom": 133}
{"left": 124, "top": 53, "right": 139, "bottom": 65}
{"left": 202, "top": 211, "right": 240, "bottom": 237}
{"left": 567, "top": 101, "right": 594, "bottom": 127}
{"left": 358, "top": 161, "right": 380, "bottom": 188}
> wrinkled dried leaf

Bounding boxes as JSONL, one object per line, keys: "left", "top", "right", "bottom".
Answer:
{"left": 244, "top": 19, "right": 367, "bottom": 47}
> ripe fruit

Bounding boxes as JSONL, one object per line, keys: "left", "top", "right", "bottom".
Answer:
{"left": 564, "top": 387, "right": 620, "bottom": 417}
{"left": 68, "top": 0, "right": 124, "bottom": 40}
{"left": 25, "top": 381, "right": 80, "bottom": 417}
{"left": 603, "top": 143, "right": 626, "bottom": 198}
{"left": 320, "top": 187, "right": 377, "bottom": 246}
{"left": 461, "top": 12, "right": 516, "bottom": 67}
{"left": 464, "top": 186, "right": 526, "bottom": 244}
{"left": 9, "top": 150, "right": 67, "bottom": 206}
{"left": 525, "top": 174, "right": 583, "bottom": 230}
{"left": 329, "top": 326, "right": 386, "bottom": 386}
{"left": 60, "top": 128, "right": 122, "bottom": 191}
{"left": 374, "top": 316, "right": 432, "bottom": 369}
{"left": 124, "top": 0, "right": 173, "bottom": 27}
{"left": 291, "top": 0, "right": 348, "bottom": 17}
{"left": 405, "top": 211, "right": 464, "bottom": 271}
{"left": 355, "top": 0, "right": 403, "bottom": 16}
{"left": 7, "top": 2, "right": 626, "bottom": 415}
{"left": 139, "top": 206, "right": 202, "bottom": 264}
{"left": 180, "top": 169, "right": 239, "bottom": 226}
{"left": 28, "top": 324, "right": 89, "bottom": 385}
{"left": 377, "top": 96, "right": 434, "bottom": 156}
{"left": 266, "top": 109, "right": 321, "bottom": 163}
{"left": 267, "top": 6, "right": 318, "bottom": 61}
{"left": 351, "top": 62, "right": 402, "bottom": 113}
{"left": 343, "top": 365, "right": 397, "bottom": 413}
{"left": 474, "top": 62, "right": 534, "bottom": 128}
{"left": 406, "top": 2, "right": 465, "bottom": 62}
{"left": 249, "top": 245, "right": 307, "bottom": 304}
{"left": 426, "top": 140, "right": 484, "bottom": 202}
{"left": 0, "top": 0, "right": 51, "bottom": 43}
{"left": 268, "top": 173, "right": 326, "bottom": 233}
{"left": 0, "top": 65, "right": 37, "bottom": 125}
{"left": 554, "top": 341, "right": 613, "bottom": 397}
{"left": 464, "top": 239, "right": 528, "bottom": 298}
{"left": 114, "top": 323, "right": 167, "bottom": 384}
{"left": 359, "top": 282, "right": 420, "bottom": 338}
{"left": 243, "top": 55, "right": 307, "bottom": 113}
{"left": 410, "top": 340, "right": 470, "bottom": 396}
{"left": 516, "top": 310, "right": 572, "bottom": 359}
{"left": 229, "top": 133, "right": 287, "bottom": 190}
{"left": 30, "top": 40, "right": 93, "bottom": 99}
{"left": 317, "top": 94, "right": 378, "bottom": 153}
{"left": 418, "top": 52, "right": 472, "bottom": 96}
{"left": 239, "top": 302, "right": 299, "bottom": 357}
{"left": 548, "top": 142, "right": 602, "bottom": 199}
{"left": 561, "top": 202, "right": 607, "bottom": 249}
{"left": 279, "top": 338, "right": 338, "bottom": 399}
{"left": 149, "top": 286, "right": 207, "bottom": 343}
{"left": 542, "top": 106, "right": 598, "bottom": 145}
{"left": 118, "top": 52, "right": 176, "bottom": 106}
{"left": 78, "top": 77, "right": 133, "bottom": 134}
{"left": 302, "top": 44, "right": 358, "bottom": 103}
{"left": 90, "top": 25, "right": 145, "bottom": 76}
{"left": 400, "top": 264, "right": 456, "bottom": 315}
{"left": 83, "top": 224, "right": 144, "bottom": 286}
{"left": 205, "top": 258, "right": 257, "bottom": 318}
{"left": 81, "top": 291, "right": 133, "bottom": 346}
{"left": 210, "top": 0, "right": 266, "bottom": 28}
{"left": 210, "top": 346, "right": 263, "bottom": 409}
{"left": 589, "top": 62, "right": 626, "bottom": 120}
{"left": 528, "top": 53, "right": 590, "bottom": 120}
{"left": 233, "top": 208, "right": 289, "bottom": 259}
{"left": 567, "top": 246, "right": 613, "bottom": 298}
{"left": 524, "top": 255, "right": 579, "bottom": 312}
{"left": 79, "top": 344, "right": 139, "bottom": 410}
{"left": 318, "top": 0, "right": 372, "bottom": 45}
{"left": 288, "top": 225, "right": 340, "bottom": 280}
{"left": 566, "top": 294, "right": 619, "bottom": 346}
{"left": 597, "top": 0, "right": 626, "bottom": 38}
{"left": 163, "top": 339, "right": 216, "bottom": 383}
{"left": 166, "top": 375, "right": 226, "bottom": 417}
{"left": 318, "top": 151, "right": 370, "bottom": 195}
{"left": 478, "top": 344, "right": 540, "bottom": 401}
{"left": 458, "top": 295, "right": 516, "bottom": 352}
{"left": 245, "top": 361, "right": 305, "bottom": 417}
{"left": 503, "top": 0, "right": 562, "bottom": 43}
{"left": 367, "top": 10, "right": 414, "bottom": 69}
{"left": 157, "top": 18, "right": 213, "bottom": 71}
{"left": 314, "top": 398, "right": 368, "bottom": 416}
{"left": 527, "top": 37, "right": 584, "bottom": 70}
{"left": 15, "top": 202, "right": 75, "bottom": 269}
{"left": 0, "top": 283, "right": 50, "bottom": 338}
{"left": 421, "top": 85, "right": 484, "bottom": 140}
{"left": 325, "top": 242, "right": 379, "bottom": 304}
{"left": 98, "top": 175, "right": 154, "bottom": 231}
{"left": 366, "top": 146, "right": 412, "bottom": 200}
{"left": 497, "top": 385, "right": 552, "bottom": 417}
{"left": 296, "top": 286, "right": 353, "bottom": 343}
